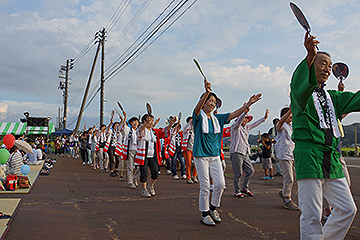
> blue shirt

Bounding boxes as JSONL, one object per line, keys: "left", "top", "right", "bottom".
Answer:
{"left": 26, "top": 149, "right": 39, "bottom": 162}
{"left": 192, "top": 110, "right": 230, "bottom": 157}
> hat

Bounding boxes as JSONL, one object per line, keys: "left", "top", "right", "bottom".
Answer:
{"left": 245, "top": 115, "right": 253, "bottom": 122}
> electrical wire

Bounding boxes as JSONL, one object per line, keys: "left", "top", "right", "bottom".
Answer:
{"left": 105, "top": 0, "right": 195, "bottom": 81}
{"left": 105, "top": 0, "right": 179, "bottom": 75}
{"left": 106, "top": 0, "right": 152, "bottom": 56}
{"left": 106, "top": 0, "right": 197, "bottom": 83}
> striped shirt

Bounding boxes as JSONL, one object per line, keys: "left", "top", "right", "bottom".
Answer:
{"left": 7, "top": 151, "right": 24, "bottom": 175}
{"left": 229, "top": 112, "right": 265, "bottom": 155}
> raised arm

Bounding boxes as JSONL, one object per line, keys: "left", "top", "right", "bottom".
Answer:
{"left": 194, "top": 79, "right": 212, "bottom": 117}
{"left": 277, "top": 108, "right": 291, "bottom": 132}
{"left": 304, "top": 32, "right": 319, "bottom": 71}
{"left": 228, "top": 93, "right": 262, "bottom": 121}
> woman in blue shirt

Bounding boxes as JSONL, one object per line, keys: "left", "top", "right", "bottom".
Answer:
{"left": 193, "top": 78, "right": 261, "bottom": 226}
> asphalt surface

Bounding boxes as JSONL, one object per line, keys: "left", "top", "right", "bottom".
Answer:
{"left": 2, "top": 153, "right": 360, "bottom": 240}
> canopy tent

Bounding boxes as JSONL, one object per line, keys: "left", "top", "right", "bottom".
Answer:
{"left": 0, "top": 122, "right": 27, "bottom": 135}
{"left": 0, "top": 122, "right": 55, "bottom": 135}
{"left": 51, "top": 128, "right": 73, "bottom": 136}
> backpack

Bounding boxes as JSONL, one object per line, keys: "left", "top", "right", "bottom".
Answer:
{"left": 5, "top": 175, "right": 18, "bottom": 191}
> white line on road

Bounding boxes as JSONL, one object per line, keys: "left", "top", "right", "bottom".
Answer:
{"left": 347, "top": 165, "right": 360, "bottom": 168}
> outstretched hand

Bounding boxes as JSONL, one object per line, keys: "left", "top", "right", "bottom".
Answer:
{"left": 264, "top": 109, "right": 269, "bottom": 119}
{"left": 204, "top": 79, "right": 212, "bottom": 92}
{"left": 305, "top": 32, "right": 320, "bottom": 68}
{"left": 154, "top": 118, "right": 160, "bottom": 127}
{"left": 338, "top": 80, "right": 345, "bottom": 92}
{"left": 248, "top": 93, "right": 262, "bottom": 106}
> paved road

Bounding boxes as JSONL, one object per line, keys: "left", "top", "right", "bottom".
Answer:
{"left": 2, "top": 154, "right": 359, "bottom": 239}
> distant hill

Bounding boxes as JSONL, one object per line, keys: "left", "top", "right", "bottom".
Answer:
{"left": 223, "top": 122, "right": 360, "bottom": 147}
{"left": 342, "top": 122, "right": 360, "bottom": 147}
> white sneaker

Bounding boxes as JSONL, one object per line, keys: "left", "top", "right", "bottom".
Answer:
{"left": 200, "top": 215, "right": 215, "bottom": 226}
{"left": 166, "top": 170, "right": 172, "bottom": 175}
{"left": 173, "top": 175, "right": 179, "bottom": 180}
{"left": 133, "top": 178, "right": 138, "bottom": 187}
{"left": 141, "top": 189, "right": 151, "bottom": 198}
{"left": 148, "top": 185, "right": 155, "bottom": 196}
{"left": 181, "top": 175, "right": 187, "bottom": 179}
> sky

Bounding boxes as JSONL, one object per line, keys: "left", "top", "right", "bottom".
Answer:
{"left": 1, "top": 0, "right": 360, "bottom": 134}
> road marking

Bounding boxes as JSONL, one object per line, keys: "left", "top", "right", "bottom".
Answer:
{"left": 347, "top": 165, "right": 360, "bottom": 168}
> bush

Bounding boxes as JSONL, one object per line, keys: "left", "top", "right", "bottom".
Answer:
{"left": 348, "top": 150, "right": 356, "bottom": 156}
{"left": 342, "top": 150, "right": 348, "bottom": 156}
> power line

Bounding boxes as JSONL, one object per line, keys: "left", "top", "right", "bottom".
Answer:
{"left": 105, "top": 0, "right": 196, "bottom": 81}
{"left": 107, "top": 0, "right": 197, "bottom": 83}
{"left": 107, "top": 0, "right": 152, "bottom": 56}
{"left": 105, "top": 0, "right": 180, "bottom": 76}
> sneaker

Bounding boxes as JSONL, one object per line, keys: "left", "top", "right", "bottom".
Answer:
{"left": 192, "top": 176, "right": 198, "bottom": 183}
{"left": 200, "top": 215, "right": 216, "bottom": 226}
{"left": 148, "top": 185, "right": 155, "bottom": 196}
{"left": 173, "top": 175, "right": 179, "bottom": 180}
{"left": 87, "top": 161, "right": 91, "bottom": 165}
{"left": 133, "top": 178, "right": 138, "bottom": 187}
{"left": 284, "top": 201, "right": 300, "bottom": 211}
{"left": 158, "top": 171, "right": 161, "bottom": 175}
{"left": 267, "top": 176, "right": 274, "bottom": 180}
{"left": 109, "top": 172, "right": 116, "bottom": 177}
{"left": 166, "top": 170, "right": 172, "bottom": 175}
{"left": 181, "top": 175, "right": 187, "bottom": 180}
{"left": 129, "top": 183, "right": 136, "bottom": 189}
{"left": 119, "top": 176, "right": 124, "bottom": 181}
{"left": 209, "top": 209, "right": 221, "bottom": 223}
{"left": 277, "top": 190, "right": 286, "bottom": 203}
{"left": 262, "top": 176, "right": 268, "bottom": 180}
{"left": 105, "top": 168, "right": 109, "bottom": 173}
{"left": 82, "top": 162, "right": 86, "bottom": 166}
{"left": 187, "top": 179, "right": 194, "bottom": 184}
{"left": 100, "top": 169, "right": 104, "bottom": 173}
{"left": 240, "top": 189, "right": 254, "bottom": 197}
{"left": 141, "top": 189, "right": 151, "bottom": 198}
{"left": 93, "top": 166, "right": 97, "bottom": 170}
{"left": 235, "top": 192, "right": 244, "bottom": 198}
{"left": 274, "top": 173, "right": 282, "bottom": 177}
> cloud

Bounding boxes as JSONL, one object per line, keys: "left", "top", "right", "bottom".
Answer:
{"left": 0, "top": 102, "right": 8, "bottom": 120}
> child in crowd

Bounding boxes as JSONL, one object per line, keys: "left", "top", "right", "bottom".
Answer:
{"left": 260, "top": 133, "right": 273, "bottom": 180}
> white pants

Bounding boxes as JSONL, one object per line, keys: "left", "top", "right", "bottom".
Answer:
{"left": 298, "top": 178, "right": 357, "bottom": 240}
{"left": 194, "top": 156, "right": 225, "bottom": 212}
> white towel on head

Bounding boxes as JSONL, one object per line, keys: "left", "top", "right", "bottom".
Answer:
{"left": 201, "top": 109, "right": 220, "bottom": 134}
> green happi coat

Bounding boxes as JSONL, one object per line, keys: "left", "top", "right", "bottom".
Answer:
{"left": 290, "top": 59, "right": 360, "bottom": 180}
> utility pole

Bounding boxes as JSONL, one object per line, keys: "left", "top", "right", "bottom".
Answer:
{"left": 355, "top": 126, "right": 358, "bottom": 156}
{"left": 58, "top": 59, "right": 74, "bottom": 129}
{"left": 58, "top": 107, "right": 62, "bottom": 129}
{"left": 100, "top": 27, "right": 106, "bottom": 126}
{"left": 74, "top": 39, "right": 102, "bottom": 133}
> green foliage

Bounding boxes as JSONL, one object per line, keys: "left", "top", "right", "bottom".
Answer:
{"left": 348, "top": 150, "right": 356, "bottom": 156}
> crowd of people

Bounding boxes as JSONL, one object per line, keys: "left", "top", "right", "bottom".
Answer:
{"left": 46, "top": 32, "right": 360, "bottom": 239}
